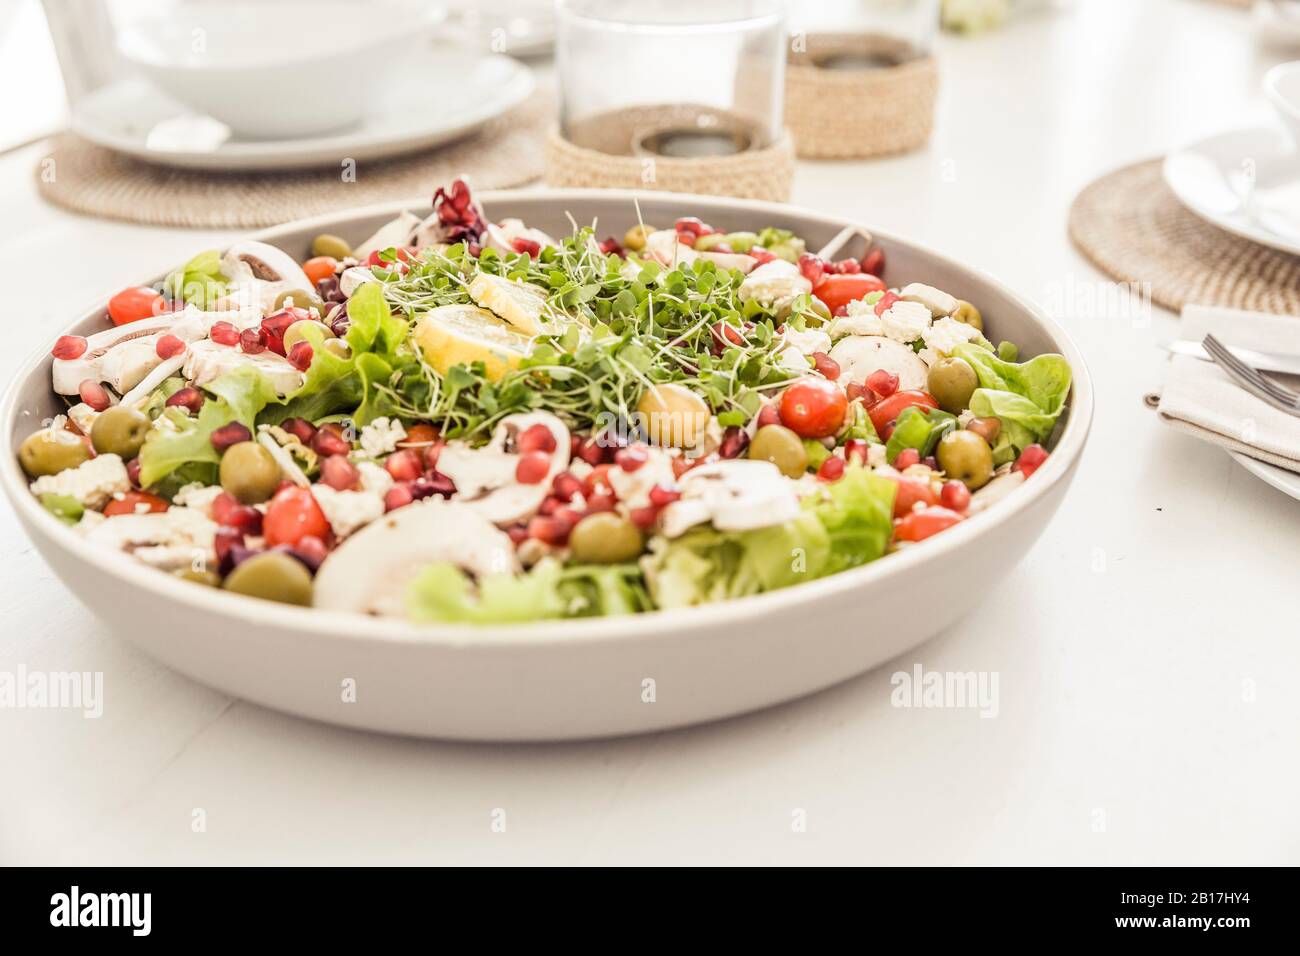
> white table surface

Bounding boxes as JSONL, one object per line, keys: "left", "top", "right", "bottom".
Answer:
{"left": 3, "top": 0, "right": 1298, "bottom": 866}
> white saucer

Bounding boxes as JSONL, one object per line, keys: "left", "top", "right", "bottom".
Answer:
{"left": 71, "top": 47, "right": 535, "bottom": 171}
{"left": 1162, "top": 126, "right": 1300, "bottom": 257}
{"left": 1230, "top": 451, "right": 1300, "bottom": 501}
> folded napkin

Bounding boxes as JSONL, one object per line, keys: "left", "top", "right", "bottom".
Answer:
{"left": 1156, "top": 305, "right": 1300, "bottom": 473}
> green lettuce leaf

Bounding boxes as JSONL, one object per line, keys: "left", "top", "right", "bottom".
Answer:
{"left": 557, "top": 564, "right": 652, "bottom": 617}
{"left": 346, "top": 281, "right": 408, "bottom": 363}
{"left": 884, "top": 405, "right": 956, "bottom": 464}
{"left": 263, "top": 342, "right": 363, "bottom": 426}
{"left": 951, "top": 343, "right": 1071, "bottom": 452}
{"left": 138, "top": 365, "right": 279, "bottom": 487}
{"left": 405, "top": 559, "right": 566, "bottom": 624}
{"left": 804, "top": 465, "right": 897, "bottom": 574}
{"left": 164, "top": 249, "right": 228, "bottom": 309}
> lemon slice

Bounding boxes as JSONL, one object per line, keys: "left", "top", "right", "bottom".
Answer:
{"left": 468, "top": 272, "right": 550, "bottom": 335}
{"left": 414, "top": 304, "right": 532, "bottom": 382}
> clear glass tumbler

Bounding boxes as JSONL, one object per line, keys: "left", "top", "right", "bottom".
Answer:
{"left": 556, "top": 0, "right": 788, "bottom": 159}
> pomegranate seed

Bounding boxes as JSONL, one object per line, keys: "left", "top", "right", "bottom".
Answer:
{"left": 78, "top": 380, "right": 110, "bottom": 411}
{"left": 874, "top": 291, "right": 900, "bottom": 317}
{"left": 719, "top": 425, "right": 749, "bottom": 459}
{"left": 421, "top": 472, "right": 456, "bottom": 498}
{"left": 866, "top": 369, "right": 899, "bottom": 398}
{"left": 598, "top": 236, "right": 624, "bottom": 257}
{"left": 290, "top": 535, "right": 328, "bottom": 573}
{"left": 213, "top": 494, "right": 262, "bottom": 533}
{"left": 165, "top": 386, "right": 204, "bottom": 414}
{"left": 516, "top": 450, "right": 552, "bottom": 484}
{"left": 511, "top": 237, "right": 541, "bottom": 257}
{"left": 835, "top": 258, "right": 861, "bottom": 274}
{"left": 629, "top": 505, "right": 659, "bottom": 530}
{"left": 577, "top": 438, "right": 606, "bottom": 466}
{"left": 844, "top": 439, "right": 870, "bottom": 464}
{"left": 281, "top": 417, "right": 317, "bottom": 446}
{"left": 240, "top": 327, "right": 268, "bottom": 354}
{"left": 569, "top": 433, "right": 583, "bottom": 457}
{"left": 311, "top": 424, "right": 351, "bottom": 457}
{"left": 155, "top": 334, "right": 186, "bottom": 359}
{"left": 125, "top": 457, "right": 142, "bottom": 487}
{"left": 551, "top": 471, "right": 583, "bottom": 502}
{"left": 409, "top": 476, "right": 445, "bottom": 500}
{"left": 750, "top": 249, "right": 777, "bottom": 265}
{"left": 818, "top": 456, "right": 846, "bottom": 481}
{"left": 845, "top": 382, "right": 865, "bottom": 403}
{"left": 922, "top": 456, "right": 939, "bottom": 471}
{"left": 287, "top": 341, "right": 314, "bottom": 371}
{"left": 321, "top": 454, "right": 359, "bottom": 491}
{"left": 798, "top": 253, "right": 825, "bottom": 286}
{"left": 880, "top": 423, "right": 895, "bottom": 442}
{"left": 506, "top": 524, "right": 529, "bottom": 545}
{"left": 675, "top": 216, "right": 706, "bottom": 235}
{"left": 211, "top": 422, "right": 252, "bottom": 452}
{"left": 384, "top": 483, "right": 414, "bottom": 512}
{"left": 527, "top": 515, "right": 569, "bottom": 546}
{"left": 51, "top": 335, "right": 88, "bottom": 360}
{"left": 677, "top": 232, "right": 697, "bottom": 249}
{"left": 553, "top": 506, "right": 584, "bottom": 532}
{"left": 811, "top": 352, "right": 840, "bottom": 380}
{"left": 584, "top": 492, "right": 615, "bottom": 513}
{"left": 671, "top": 456, "right": 693, "bottom": 479}
{"left": 517, "top": 423, "right": 557, "bottom": 454}
{"left": 648, "top": 484, "right": 681, "bottom": 507}
{"left": 833, "top": 305, "right": 850, "bottom": 318}
{"left": 1013, "top": 444, "right": 1049, "bottom": 479}
{"left": 615, "top": 445, "right": 649, "bottom": 472}
{"left": 940, "top": 480, "right": 971, "bottom": 512}
{"left": 710, "top": 321, "right": 746, "bottom": 354}
{"left": 756, "top": 405, "right": 782, "bottom": 428}
{"left": 385, "top": 449, "right": 423, "bottom": 482}
{"left": 423, "top": 441, "right": 444, "bottom": 471}
{"left": 894, "top": 448, "right": 921, "bottom": 470}
{"left": 862, "top": 248, "right": 885, "bottom": 276}
{"left": 210, "top": 321, "right": 240, "bottom": 346}
{"left": 538, "top": 495, "right": 561, "bottom": 516}
{"left": 214, "top": 527, "right": 244, "bottom": 573}
{"left": 583, "top": 463, "right": 614, "bottom": 496}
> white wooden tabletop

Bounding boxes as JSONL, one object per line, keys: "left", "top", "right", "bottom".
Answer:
{"left": 2, "top": 0, "right": 1298, "bottom": 865}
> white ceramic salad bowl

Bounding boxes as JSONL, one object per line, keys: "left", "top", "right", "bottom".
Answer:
{"left": 1, "top": 191, "right": 1092, "bottom": 741}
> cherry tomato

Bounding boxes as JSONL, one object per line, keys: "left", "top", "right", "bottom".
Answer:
{"left": 779, "top": 378, "right": 848, "bottom": 439}
{"left": 892, "top": 475, "right": 939, "bottom": 518}
{"left": 811, "top": 274, "right": 887, "bottom": 314}
{"left": 103, "top": 491, "right": 168, "bottom": 517}
{"left": 263, "top": 486, "right": 330, "bottom": 548}
{"left": 108, "top": 287, "right": 165, "bottom": 326}
{"left": 894, "top": 505, "right": 965, "bottom": 543}
{"left": 302, "top": 256, "right": 338, "bottom": 286}
{"left": 867, "top": 389, "right": 939, "bottom": 435}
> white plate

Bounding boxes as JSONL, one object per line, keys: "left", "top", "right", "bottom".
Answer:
{"left": 1230, "top": 451, "right": 1300, "bottom": 500}
{"left": 70, "top": 48, "right": 535, "bottom": 171}
{"left": 1162, "top": 126, "right": 1300, "bottom": 256}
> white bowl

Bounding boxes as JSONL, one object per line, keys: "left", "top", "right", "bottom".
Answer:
{"left": 1264, "top": 60, "right": 1300, "bottom": 151}
{"left": 116, "top": 0, "right": 446, "bottom": 139}
{"left": 0, "top": 191, "right": 1093, "bottom": 741}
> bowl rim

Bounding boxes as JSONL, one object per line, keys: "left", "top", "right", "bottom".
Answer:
{"left": 0, "top": 188, "right": 1094, "bottom": 649}
{"left": 1264, "top": 61, "right": 1300, "bottom": 122}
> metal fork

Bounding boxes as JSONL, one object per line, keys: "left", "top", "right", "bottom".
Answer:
{"left": 1203, "top": 333, "right": 1300, "bottom": 417}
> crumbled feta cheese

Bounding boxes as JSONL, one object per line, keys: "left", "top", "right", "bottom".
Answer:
{"left": 311, "top": 483, "right": 384, "bottom": 539}
{"left": 356, "top": 461, "right": 394, "bottom": 496}
{"left": 866, "top": 443, "right": 887, "bottom": 468}
{"left": 781, "top": 327, "right": 832, "bottom": 357}
{"left": 899, "top": 282, "right": 959, "bottom": 317}
{"left": 919, "top": 316, "right": 983, "bottom": 366}
{"left": 608, "top": 447, "right": 677, "bottom": 509}
{"left": 659, "top": 460, "right": 801, "bottom": 537}
{"left": 879, "top": 300, "right": 932, "bottom": 344}
{"left": 737, "top": 260, "right": 812, "bottom": 311}
{"left": 30, "top": 454, "right": 130, "bottom": 509}
{"left": 173, "top": 482, "right": 224, "bottom": 513}
{"left": 831, "top": 299, "right": 885, "bottom": 338}
{"left": 66, "top": 402, "right": 99, "bottom": 435}
{"left": 359, "top": 417, "right": 407, "bottom": 458}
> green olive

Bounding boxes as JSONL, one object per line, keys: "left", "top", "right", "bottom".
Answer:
{"left": 936, "top": 429, "right": 994, "bottom": 490}
{"left": 748, "top": 424, "right": 809, "bottom": 478}
{"left": 950, "top": 300, "right": 983, "bottom": 332}
{"left": 19, "top": 428, "right": 90, "bottom": 478}
{"left": 622, "top": 224, "right": 656, "bottom": 252}
{"left": 310, "top": 233, "right": 353, "bottom": 260}
{"left": 90, "top": 405, "right": 150, "bottom": 458}
{"left": 283, "top": 319, "right": 335, "bottom": 351}
{"left": 174, "top": 568, "right": 221, "bottom": 587}
{"left": 568, "top": 512, "right": 645, "bottom": 564}
{"left": 219, "top": 440, "right": 281, "bottom": 504}
{"left": 222, "top": 551, "right": 313, "bottom": 606}
{"left": 273, "top": 288, "right": 328, "bottom": 318}
{"left": 927, "top": 357, "right": 979, "bottom": 414}
{"left": 323, "top": 338, "right": 352, "bottom": 359}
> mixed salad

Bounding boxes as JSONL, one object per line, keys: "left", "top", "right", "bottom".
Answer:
{"left": 17, "top": 179, "right": 1071, "bottom": 622}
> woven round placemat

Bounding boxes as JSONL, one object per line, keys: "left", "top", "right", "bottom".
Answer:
{"left": 1068, "top": 158, "right": 1300, "bottom": 314}
{"left": 35, "top": 91, "right": 553, "bottom": 229}
{"left": 785, "top": 33, "right": 937, "bottom": 160}
{"left": 544, "top": 104, "right": 795, "bottom": 202}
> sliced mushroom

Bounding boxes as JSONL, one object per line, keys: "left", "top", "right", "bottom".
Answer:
{"left": 355, "top": 211, "right": 422, "bottom": 259}
{"left": 436, "top": 412, "right": 571, "bottom": 526}
{"left": 828, "top": 335, "right": 930, "bottom": 392}
{"left": 313, "top": 499, "right": 520, "bottom": 618}
{"left": 183, "top": 340, "right": 304, "bottom": 395}
{"left": 84, "top": 508, "right": 217, "bottom": 571}
{"left": 659, "top": 460, "right": 802, "bottom": 538}
{"left": 483, "top": 218, "right": 557, "bottom": 256}
{"left": 220, "top": 241, "right": 314, "bottom": 312}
